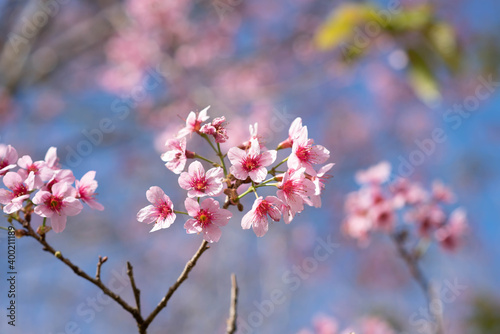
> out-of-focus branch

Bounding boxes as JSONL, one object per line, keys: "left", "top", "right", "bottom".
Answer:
{"left": 127, "top": 261, "right": 142, "bottom": 316}
{"left": 226, "top": 273, "right": 239, "bottom": 334}
{"left": 392, "top": 231, "right": 444, "bottom": 334}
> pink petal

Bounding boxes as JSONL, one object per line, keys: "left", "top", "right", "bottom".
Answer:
{"left": 317, "top": 163, "right": 335, "bottom": 177}
{"left": 227, "top": 147, "right": 246, "bottom": 164}
{"left": 289, "top": 117, "right": 303, "bottom": 138}
{"left": 185, "top": 198, "right": 200, "bottom": 217}
{"left": 34, "top": 204, "right": 54, "bottom": 218}
{"left": 51, "top": 214, "right": 67, "bottom": 233}
{"left": 230, "top": 164, "right": 248, "bottom": 181}
{"left": 4, "top": 195, "right": 30, "bottom": 214}
{"left": 205, "top": 167, "right": 223, "bottom": 180}
{"left": 185, "top": 111, "right": 197, "bottom": 128}
{"left": 249, "top": 167, "right": 268, "bottom": 183}
{"left": 17, "top": 155, "right": 33, "bottom": 169}
{"left": 188, "top": 160, "right": 205, "bottom": 176}
{"left": 3, "top": 172, "right": 22, "bottom": 189}
{"left": 80, "top": 171, "right": 96, "bottom": 186}
{"left": 184, "top": 218, "right": 202, "bottom": 234}
{"left": 85, "top": 199, "right": 105, "bottom": 211}
{"left": 44, "top": 147, "right": 58, "bottom": 167}
{"left": 62, "top": 198, "right": 83, "bottom": 216}
{"left": 259, "top": 150, "right": 277, "bottom": 167}
{"left": 203, "top": 224, "right": 222, "bottom": 243}
{"left": 252, "top": 216, "right": 269, "bottom": 237}
{"left": 0, "top": 189, "right": 13, "bottom": 204}
{"left": 137, "top": 205, "right": 158, "bottom": 224}
{"left": 146, "top": 186, "right": 166, "bottom": 205}
{"left": 310, "top": 145, "right": 330, "bottom": 164}
{"left": 52, "top": 182, "right": 69, "bottom": 197}
{"left": 32, "top": 190, "right": 51, "bottom": 205}
{"left": 198, "top": 106, "right": 210, "bottom": 122}
{"left": 241, "top": 210, "right": 255, "bottom": 230}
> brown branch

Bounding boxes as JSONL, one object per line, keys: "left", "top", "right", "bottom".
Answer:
{"left": 141, "top": 240, "right": 210, "bottom": 330}
{"left": 96, "top": 255, "right": 108, "bottom": 281}
{"left": 19, "top": 216, "right": 144, "bottom": 326}
{"left": 226, "top": 273, "right": 239, "bottom": 334}
{"left": 127, "top": 261, "right": 142, "bottom": 316}
{"left": 392, "top": 232, "right": 444, "bottom": 334}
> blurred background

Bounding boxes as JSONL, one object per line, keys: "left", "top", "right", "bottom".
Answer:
{"left": 0, "top": 0, "right": 499, "bottom": 333}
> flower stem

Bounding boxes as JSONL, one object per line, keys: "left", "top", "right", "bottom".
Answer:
{"left": 174, "top": 210, "right": 189, "bottom": 215}
{"left": 217, "top": 142, "right": 228, "bottom": 176}
{"left": 194, "top": 153, "right": 219, "bottom": 166}
{"left": 269, "top": 157, "right": 288, "bottom": 175}
{"left": 237, "top": 187, "right": 255, "bottom": 200}
{"left": 42, "top": 217, "right": 46, "bottom": 228}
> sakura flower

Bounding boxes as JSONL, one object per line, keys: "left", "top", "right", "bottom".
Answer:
{"left": 200, "top": 116, "right": 228, "bottom": 143}
{"left": 432, "top": 180, "right": 455, "bottom": 203}
{"left": 75, "top": 171, "right": 104, "bottom": 210}
{"left": 184, "top": 197, "right": 232, "bottom": 243}
{"left": 241, "top": 196, "right": 283, "bottom": 237}
{"left": 0, "top": 172, "right": 34, "bottom": 214}
{"left": 287, "top": 127, "right": 330, "bottom": 175}
{"left": 390, "top": 178, "right": 428, "bottom": 208}
{"left": 45, "top": 169, "right": 76, "bottom": 192}
{"left": 405, "top": 203, "right": 446, "bottom": 237}
{"left": 0, "top": 144, "right": 18, "bottom": 176}
{"left": 32, "top": 182, "right": 83, "bottom": 233}
{"left": 40, "top": 146, "right": 60, "bottom": 181}
{"left": 178, "top": 161, "right": 224, "bottom": 198}
{"left": 137, "top": 186, "right": 176, "bottom": 232}
{"left": 177, "top": 106, "right": 210, "bottom": 138}
{"left": 17, "top": 155, "right": 46, "bottom": 189}
{"left": 435, "top": 208, "right": 467, "bottom": 251}
{"left": 277, "top": 117, "right": 304, "bottom": 149}
{"left": 355, "top": 161, "right": 391, "bottom": 185}
{"left": 309, "top": 163, "right": 334, "bottom": 208}
{"left": 342, "top": 214, "right": 373, "bottom": 244}
{"left": 161, "top": 137, "right": 188, "bottom": 174}
{"left": 277, "top": 167, "right": 315, "bottom": 219}
{"left": 228, "top": 138, "right": 277, "bottom": 183}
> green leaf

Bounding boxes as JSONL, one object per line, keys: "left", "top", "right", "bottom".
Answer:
{"left": 407, "top": 49, "right": 441, "bottom": 105}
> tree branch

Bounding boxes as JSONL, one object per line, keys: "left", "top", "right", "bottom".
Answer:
{"left": 96, "top": 255, "right": 108, "bottom": 281}
{"left": 392, "top": 232, "right": 444, "bottom": 334}
{"left": 226, "top": 273, "right": 239, "bottom": 334}
{"left": 127, "top": 261, "right": 142, "bottom": 316}
{"left": 141, "top": 240, "right": 210, "bottom": 329}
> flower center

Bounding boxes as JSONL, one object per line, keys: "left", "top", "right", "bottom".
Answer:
{"left": 45, "top": 195, "right": 63, "bottom": 213}
{"left": 0, "top": 160, "right": 8, "bottom": 175}
{"left": 191, "top": 176, "right": 208, "bottom": 191}
{"left": 158, "top": 202, "right": 172, "bottom": 218}
{"left": 242, "top": 156, "right": 259, "bottom": 172}
{"left": 13, "top": 184, "right": 28, "bottom": 198}
{"left": 256, "top": 201, "right": 271, "bottom": 217}
{"left": 197, "top": 209, "right": 212, "bottom": 228}
{"left": 296, "top": 146, "right": 311, "bottom": 162}
{"left": 27, "top": 164, "right": 39, "bottom": 175}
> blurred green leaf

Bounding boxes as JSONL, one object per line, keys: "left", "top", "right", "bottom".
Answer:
{"left": 426, "top": 22, "right": 462, "bottom": 72}
{"left": 388, "top": 4, "right": 434, "bottom": 31}
{"left": 407, "top": 49, "right": 441, "bottom": 105}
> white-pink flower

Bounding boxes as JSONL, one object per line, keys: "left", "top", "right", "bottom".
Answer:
{"left": 277, "top": 117, "right": 304, "bottom": 149}
{"left": 178, "top": 161, "right": 224, "bottom": 198}
{"left": 184, "top": 197, "right": 232, "bottom": 243}
{"left": 0, "top": 144, "right": 18, "bottom": 176}
{"left": 200, "top": 116, "right": 228, "bottom": 143}
{"left": 17, "top": 155, "right": 46, "bottom": 189}
{"left": 287, "top": 127, "right": 330, "bottom": 175}
{"left": 355, "top": 161, "right": 391, "bottom": 185}
{"left": 177, "top": 106, "right": 210, "bottom": 138}
{"left": 161, "top": 137, "right": 188, "bottom": 174}
{"left": 435, "top": 208, "right": 467, "bottom": 251}
{"left": 137, "top": 186, "right": 176, "bottom": 232}
{"left": 277, "top": 168, "right": 315, "bottom": 220}
{"left": 40, "top": 146, "right": 61, "bottom": 181}
{"left": 75, "top": 171, "right": 104, "bottom": 211}
{"left": 228, "top": 138, "right": 277, "bottom": 183}
{"left": 241, "top": 196, "right": 283, "bottom": 237}
{"left": 310, "top": 163, "right": 334, "bottom": 208}
{"left": 32, "top": 182, "right": 83, "bottom": 233}
{"left": 0, "top": 172, "right": 34, "bottom": 214}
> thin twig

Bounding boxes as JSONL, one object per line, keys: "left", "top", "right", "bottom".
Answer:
{"left": 127, "top": 262, "right": 142, "bottom": 316}
{"left": 392, "top": 233, "right": 444, "bottom": 334}
{"left": 96, "top": 255, "right": 108, "bottom": 281}
{"left": 141, "top": 240, "right": 210, "bottom": 329}
{"left": 226, "top": 273, "right": 239, "bottom": 334}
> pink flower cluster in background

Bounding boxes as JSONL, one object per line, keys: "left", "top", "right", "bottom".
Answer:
{"left": 297, "top": 313, "right": 395, "bottom": 334}
{"left": 343, "top": 161, "right": 467, "bottom": 251}
{"left": 137, "top": 106, "right": 333, "bottom": 241}
{"left": 0, "top": 145, "right": 103, "bottom": 233}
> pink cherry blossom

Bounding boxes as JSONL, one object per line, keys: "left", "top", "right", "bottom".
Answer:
{"left": 32, "top": 182, "right": 83, "bottom": 233}
{"left": 75, "top": 171, "right": 104, "bottom": 211}
{"left": 432, "top": 180, "right": 455, "bottom": 203}
{"left": 435, "top": 208, "right": 467, "bottom": 251}
{"left": 287, "top": 127, "right": 330, "bottom": 176}
{"left": 405, "top": 203, "right": 446, "bottom": 237}
{"left": 177, "top": 106, "right": 210, "bottom": 138}
{"left": 0, "top": 144, "right": 18, "bottom": 176}
{"left": 0, "top": 172, "right": 34, "bottom": 214}
{"left": 178, "top": 161, "right": 224, "bottom": 198}
{"left": 161, "top": 137, "right": 188, "bottom": 174}
{"left": 228, "top": 138, "right": 277, "bottom": 183}
{"left": 278, "top": 117, "right": 304, "bottom": 149}
{"left": 355, "top": 161, "right": 391, "bottom": 185}
{"left": 390, "top": 178, "right": 428, "bottom": 208}
{"left": 137, "top": 186, "right": 176, "bottom": 232}
{"left": 310, "top": 163, "right": 334, "bottom": 208}
{"left": 200, "top": 116, "right": 228, "bottom": 143}
{"left": 45, "top": 169, "right": 76, "bottom": 192}
{"left": 40, "top": 146, "right": 61, "bottom": 181}
{"left": 184, "top": 197, "right": 232, "bottom": 243}
{"left": 277, "top": 168, "right": 315, "bottom": 220}
{"left": 17, "top": 155, "right": 46, "bottom": 189}
{"left": 241, "top": 196, "right": 283, "bottom": 237}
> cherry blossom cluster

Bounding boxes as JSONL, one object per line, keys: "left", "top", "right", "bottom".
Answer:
{"left": 297, "top": 313, "right": 395, "bottom": 334}
{"left": 343, "top": 161, "right": 467, "bottom": 251}
{"left": 0, "top": 145, "right": 103, "bottom": 233}
{"left": 137, "top": 106, "right": 333, "bottom": 242}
